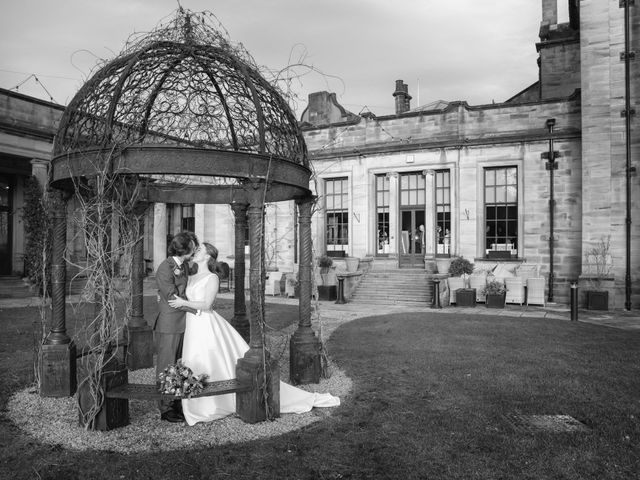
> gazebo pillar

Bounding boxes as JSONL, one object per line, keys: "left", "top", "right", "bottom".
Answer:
{"left": 230, "top": 202, "right": 249, "bottom": 342}
{"left": 236, "top": 197, "right": 279, "bottom": 423}
{"left": 290, "top": 197, "right": 321, "bottom": 385}
{"left": 127, "top": 203, "right": 153, "bottom": 370}
{"left": 40, "top": 189, "right": 77, "bottom": 397}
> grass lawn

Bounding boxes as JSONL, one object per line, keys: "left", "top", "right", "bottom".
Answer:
{"left": 1, "top": 300, "right": 639, "bottom": 479}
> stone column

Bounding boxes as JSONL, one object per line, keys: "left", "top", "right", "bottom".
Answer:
{"left": 152, "top": 203, "right": 167, "bottom": 271}
{"left": 290, "top": 197, "right": 321, "bottom": 385}
{"left": 235, "top": 195, "right": 279, "bottom": 423}
{"left": 386, "top": 172, "right": 399, "bottom": 256}
{"left": 230, "top": 202, "right": 249, "bottom": 342}
{"left": 30, "top": 158, "right": 48, "bottom": 187}
{"left": 127, "top": 203, "right": 153, "bottom": 370}
{"left": 40, "top": 189, "right": 77, "bottom": 397}
{"left": 423, "top": 170, "right": 436, "bottom": 273}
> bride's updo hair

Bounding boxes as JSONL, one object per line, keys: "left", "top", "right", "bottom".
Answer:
{"left": 202, "top": 243, "right": 219, "bottom": 274}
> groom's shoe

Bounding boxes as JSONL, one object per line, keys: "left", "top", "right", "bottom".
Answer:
{"left": 161, "top": 410, "right": 185, "bottom": 423}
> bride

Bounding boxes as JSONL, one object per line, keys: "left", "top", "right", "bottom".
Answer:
{"left": 168, "top": 242, "right": 340, "bottom": 426}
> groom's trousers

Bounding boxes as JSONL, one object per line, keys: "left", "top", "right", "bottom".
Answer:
{"left": 155, "top": 331, "right": 184, "bottom": 414}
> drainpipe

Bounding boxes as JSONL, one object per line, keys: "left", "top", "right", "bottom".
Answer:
{"left": 543, "top": 118, "right": 558, "bottom": 303}
{"left": 622, "top": 0, "right": 634, "bottom": 310}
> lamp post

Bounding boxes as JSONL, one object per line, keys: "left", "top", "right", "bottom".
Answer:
{"left": 542, "top": 118, "right": 559, "bottom": 303}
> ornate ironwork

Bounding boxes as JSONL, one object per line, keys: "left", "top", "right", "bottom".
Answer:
{"left": 53, "top": 9, "right": 308, "bottom": 173}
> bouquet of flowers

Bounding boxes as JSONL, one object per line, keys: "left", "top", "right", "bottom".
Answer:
{"left": 157, "top": 359, "right": 208, "bottom": 398}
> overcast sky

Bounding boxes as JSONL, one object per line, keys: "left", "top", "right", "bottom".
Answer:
{"left": 0, "top": 0, "right": 563, "bottom": 118}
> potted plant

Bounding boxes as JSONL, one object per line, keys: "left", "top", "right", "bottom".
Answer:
{"left": 449, "top": 257, "right": 474, "bottom": 277}
{"left": 482, "top": 279, "right": 506, "bottom": 308}
{"left": 317, "top": 255, "right": 337, "bottom": 300}
{"left": 584, "top": 236, "right": 612, "bottom": 310}
{"left": 345, "top": 256, "right": 359, "bottom": 273}
{"left": 317, "top": 255, "right": 333, "bottom": 285}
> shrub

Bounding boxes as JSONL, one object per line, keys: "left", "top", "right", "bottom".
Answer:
{"left": 449, "top": 257, "right": 474, "bottom": 276}
{"left": 482, "top": 280, "right": 506, "bottom": 296}
{"left": 584, "top": 236, "right": 612, "bottom": 290}
{"left": 318, "top": 255, "right": 333, "bottom": 274}
{"left": 22, "top": 177, "right": 51, "bottom": 292}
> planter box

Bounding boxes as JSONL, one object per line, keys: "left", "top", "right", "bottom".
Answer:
{"left": 485, "top": 293, "right": 506, "bottom": 309}
{"left": 487, "top": 251, "right": 511, "bottom": 259}
{"left": 456, "top": 288, "right": 476, "bottom": 307}
{"left": 317, "top": 285, "right": 337, "bottom": 301}
{"left": 586, "top": 290, "right": 608, "bottom": 310}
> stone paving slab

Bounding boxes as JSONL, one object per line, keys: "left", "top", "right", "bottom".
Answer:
{"left": 1, "top": 285, "right": 639, "bottom": 332}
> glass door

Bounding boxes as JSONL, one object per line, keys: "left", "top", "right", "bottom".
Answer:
{"left": 398, "top": 172, "right": 426, "bottom": 268}
{"left": 0, "top": 175, "right": 13, "bottom": 275}
{"left": 399, "top": 209, "right": 425, "bottom": 267}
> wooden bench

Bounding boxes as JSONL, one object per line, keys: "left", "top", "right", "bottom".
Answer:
{"left": 106, "top": 379, "right": 252, "bottom": 400}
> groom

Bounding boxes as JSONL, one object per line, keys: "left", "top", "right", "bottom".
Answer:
{"left": 154, "top": 231, "right": 199, "bottom": 423}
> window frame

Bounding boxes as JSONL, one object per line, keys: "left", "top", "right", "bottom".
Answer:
{"left": 435, "top": 169, "right": 451, "bottom": 258}
{"left": 375, "top": 174, "right": 390, "bottom": 256}
{"left": 482, "top": 166, "right": 519, "bottom": 259}
{"left": 324, "top": 177, "right": 349, "bottom": 254}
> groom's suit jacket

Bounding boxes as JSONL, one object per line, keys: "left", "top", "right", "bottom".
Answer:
{"left": 153, "top": 257, "right": 195, "bottom": 334}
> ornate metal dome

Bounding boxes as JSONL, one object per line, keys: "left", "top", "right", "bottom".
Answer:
{"left": 51, "top": 10, "right": 310, "bottom": 203}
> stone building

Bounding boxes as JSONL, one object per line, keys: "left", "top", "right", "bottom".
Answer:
{"left": 300, "top": 0, "right": 638, "bottom": 308}
{"left": 0, "top": 0, "right": 637, "bottom": 308}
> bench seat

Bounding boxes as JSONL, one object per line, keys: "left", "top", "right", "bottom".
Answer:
{"left": 106, "top": 379, "right": 251, "bottom": 401}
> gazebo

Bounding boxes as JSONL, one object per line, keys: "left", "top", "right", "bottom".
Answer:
{"left": 40, "top": 10, "right": 322, "bottom": 426}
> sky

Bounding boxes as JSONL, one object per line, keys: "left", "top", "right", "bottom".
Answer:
{"left": 0, "top": 0, "right": 564, "bottom": 118}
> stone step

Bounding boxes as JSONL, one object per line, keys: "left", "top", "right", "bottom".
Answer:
{"left": 351, "top": 265, "right": 435, "bottom": 306}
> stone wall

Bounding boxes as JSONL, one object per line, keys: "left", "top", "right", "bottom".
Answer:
{"left": 579, "top": 0, "right": 640, "bottom": 308}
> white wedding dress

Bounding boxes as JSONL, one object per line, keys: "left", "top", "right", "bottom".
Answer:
{"left": 181, "top": 273, "right": 340, "bottom": 426}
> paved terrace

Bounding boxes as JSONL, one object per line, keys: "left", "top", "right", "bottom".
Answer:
{"left": 1, "top": 277, "right": 638, "bottom": 332}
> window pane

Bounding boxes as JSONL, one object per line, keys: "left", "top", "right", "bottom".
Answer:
{"left": 326, "top": 181, "right": 333, "bottom": 194}
{"left": 418, "top": 175, "right": 425, "bottom": 189}
{"left": 409, "top": 175, "right": 416, "bottom": 189}
{"left": 497, "top": 169, "right": 507, "bottom": 185}
{"left": 401, "top": 191, "right": 408, "bottom": 205}
{"left": 400, "top": 176, "right": 408, "bottom": 189}
{"left": 485, "top": 169, "right": 496, "bottom": 186}
{"left": 496, "top": 186, "right": 506, "bottom": 203}
{"left": 436, "top": 189, "right": 443, "bottom": 204}
{"left": 506, "top": 168, "right": 517, "bottom": 185}
{"left": 486, "top": 187, "right": 495, "bottom": 203}
{"left": 417, "top": 189, "right": 425, "bottom": 204}
{"left": 506, "top": 185, "right": 517, "bottom": 202}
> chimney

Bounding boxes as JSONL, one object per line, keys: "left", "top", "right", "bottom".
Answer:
{"left": 540, "top": 0, "right": 558, "bottom": 39}
{"left": 393, "top": 79, "right": 412, "bottom": 114}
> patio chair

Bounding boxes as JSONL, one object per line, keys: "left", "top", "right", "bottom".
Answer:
{"left": 526, "top": 277, "right": 546, "bottom": 306}
{"left": 469, "top": 274, "right": 487, "bottom": 303}
{"left": 516, "top": 264, "right": 540, "bottom": 283}
{"left": 504, "top": 276, "right": 524, "bottom": 305}
{"left": 448, "top": 277, "right": 466, "bottom": 304}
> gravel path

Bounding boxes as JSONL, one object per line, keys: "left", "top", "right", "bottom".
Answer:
{"left": 5, "top": 308, "right": 354, "bottom": 453}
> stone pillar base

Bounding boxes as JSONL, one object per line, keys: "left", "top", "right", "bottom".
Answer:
{"left": 236, "top": 354, "right": 280, "bottom": 423}
{"left": 39, "top": 342, "right": 77, "bottom": 397}
{"left": 127, "top": 325, "right": 154, "bottom": 370}
{"left": 289, "top": 331, "right": 321, "bottom": 385}
{"left": 77, "top": 358, "right": 129, "bottom": 431}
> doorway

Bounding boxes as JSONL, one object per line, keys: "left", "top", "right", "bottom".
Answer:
{"left": 0, "top": 175, "right": 13, "bottom": 275}
{"left": 399, "top": 208, "right": 425, "bottom": 268}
